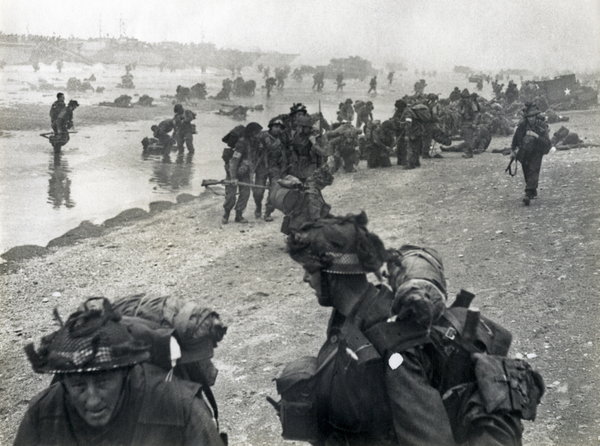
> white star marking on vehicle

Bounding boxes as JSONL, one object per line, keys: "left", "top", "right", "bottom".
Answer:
{"left": 564, "top": 88, "right": 571, "bottom": 95}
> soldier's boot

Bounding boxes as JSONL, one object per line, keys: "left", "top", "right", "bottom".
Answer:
{"left": 235, "top": 211, "right": 248, "bottom": 223}
{"left": 522, "top": 195, "right": 530, "bottom": 206}
{"left": 221, "top": 210, "right": 230, "bottom": 225}
{"left": 264, "top": 211, "right": 274, "bottom": 222}
{"left": 254, "top": 204, "right": 262, "bottom": 219}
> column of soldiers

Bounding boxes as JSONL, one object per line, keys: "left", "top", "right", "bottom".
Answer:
{"left": 15, "top": 217, "right": 545, "bottom": 446}
{"left": 220, "top": 103, "right": 330, "bottom": 226}
{"left": 25, "top": 85, "right": 551, "bottom": 446}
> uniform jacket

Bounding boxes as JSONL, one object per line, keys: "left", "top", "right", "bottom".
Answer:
{"left": 14, "top": 364, "right": 224, "bottom": 446}
{"left": 49, "top": 100, "right": 65, "bottom": 124}
{"left": 55, "top": 108, "right": 74, "bottom": 132}
{"left": 257, "top": 130, "right": 286, "bottom": 174}
{"left": 510, "top": 119, "right": 551, "bottom": 154}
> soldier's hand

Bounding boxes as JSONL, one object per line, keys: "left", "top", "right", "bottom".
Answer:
{"left": 510, "top": 150, "right": 517, "bottom": 159}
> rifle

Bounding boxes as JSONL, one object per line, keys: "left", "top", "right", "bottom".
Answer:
{"left": 40, "top": 131, "right": 78, "bottom": 139}
{"left": 504, "top": 154, "right": 518, "bottom": 177}
{"left": 201, "top": 179, "right": 269, "bottom": 189}
{"left": 318, "top": 100, "right": 322, "bottom": 136}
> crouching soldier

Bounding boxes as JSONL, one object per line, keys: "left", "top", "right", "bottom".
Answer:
{"left": 273, "top": 165, "right": 333, "bottom": 235}
{"left": 15, "top": 298, "right": 225, "bottom": 446}
{"left": 269, "top": 212, "right": 544, "bottom": 446}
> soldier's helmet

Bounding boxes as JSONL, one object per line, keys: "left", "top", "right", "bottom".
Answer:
{"left": 395, "top": 99, "right": 407, "bottom": 110}
{"left": 24, "top": 298, "right": 150, "bottom": 374}
{"left": 290, "top": 103, "right": 308, "bottom": 115}
{"left": 427, "top": 93, "right": 439, "bottom": 101}
{"left": 268, "top": 118, "right": 285, "bottom": 128}
{"left": 286, "top": 211, "right": 387, "bottom": 275}
{"left": 173, "top": 104, "right": 184, "bottom": 114}
{"left": 68, "top": 100, "right": 79, "bottom": 108}
{"left": 244, "top": 122, "right": 263, "bottom": 136}
{"left": 461, "top": 88, "right": 470, "bottom": 98}
{"left": 345, "top": 98, "right": 353, "bottom": 104}
{"left": 523, "top": 102, "right": 542, "bottom": 118}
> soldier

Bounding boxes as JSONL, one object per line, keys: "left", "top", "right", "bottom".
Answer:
{"left": 265, "top": 77, "right": 277, "bottom": 98}
{"left": 224, "top": 122, "right": 263, "bottom": 223}
{"left": 51, "top": 99, "right": 79, "bottom": 154}
{"left": 421, "top": 93, "right": 440, "bottom": 159}
{"left": 368, "top": 75, "right": 377, "bottom": 94}
{"left": 328, "top": 121, "right": 360, "bottom": 173}
{"left": 387, "top": 71, "right": 394, "bottom": 86}
{"left": 355, "top": 101, "right": 374, "bottom": 131}
{"left": 271, "top": 212, "right": 544, "bottom": 446}
{"left": 173, "top": 104, "right": 196, "bottom": 154}
{"left": 336, "top": 72, "right": 345, "bottom": 92}
{"left": 151, "top": 118, "right": 175, "bottom": 160}
{"left": 399, "top": 102, "right": 427, "bottom": 169}
{"left": 392, "top": 99, "right": 408, "bottom": 166}
{"left": 14, "top": 299, "right": 225, "bottom": 446}
{"left": 457, "top": 89, "right": 480, "bottom": 158}
{"left": 49, "top": 92, "right": 65, "bottom": 134}
{"left": 510, "top": 103, "right": 552, "bottom": 206}
{"left": 362, "top": 120, "right": 394, "bottom": 168}
{"left": 505, "top": 80, "right": 519, "bottom": 105}
{"left": 338, "top": 99, "right": 354, "bottom": 123}
{"left": 255, "top": 118, "right": 287, "bottom": 221}
{"left": 220, "top": 124, "right": 244, "bottom": 223}
{"left": 449, "top": 86, "right": 461, "bottom": 102}
{"left": 278, "top": 165, "right": 333, "bottom": 235}
{"left": 288, "top": 115, "right": 327, "bottom": 181}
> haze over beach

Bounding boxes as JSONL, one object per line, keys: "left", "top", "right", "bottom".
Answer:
{"left": 1, "top": 0, "right": 599, "bottom": 71}
{"left": 1, "top": 1, "right": 600, "bottom": 446}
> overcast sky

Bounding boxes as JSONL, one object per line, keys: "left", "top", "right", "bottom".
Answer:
{"left": 1, "top": 0, "right": 599, "bottom": 71}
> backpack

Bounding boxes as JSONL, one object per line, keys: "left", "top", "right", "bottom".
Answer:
{"left": 410, "top": 103, "right": 433, "bottom": 123}
{"left": 221, "top": 125, "right": 245, "bottom": 148}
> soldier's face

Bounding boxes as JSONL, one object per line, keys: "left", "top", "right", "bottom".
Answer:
{"left": 270, "top": 125, "right": 283, "bottom": 136}
{"left": 63, "top": 368, "right": 127, "bottom": 427}
{"left": 303, "top": 269, "right": 322, "bottom": 299}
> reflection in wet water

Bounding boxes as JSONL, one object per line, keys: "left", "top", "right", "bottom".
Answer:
{"left": 149, "top": 151, "right": 194, "bottom": 191}
{"left": 47, "top": 152, "right": 75, "bottom": 209}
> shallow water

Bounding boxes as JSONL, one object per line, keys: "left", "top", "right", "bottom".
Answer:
{"left": 0, "top": 63, "right": 493, "bottom": 253}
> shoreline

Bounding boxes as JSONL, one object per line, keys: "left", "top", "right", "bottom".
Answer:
{"left": 0, "top": 188, "right": 216, "bottom": 269}
{"left": 1, "top": 138, "right": 600, "bottom": 444}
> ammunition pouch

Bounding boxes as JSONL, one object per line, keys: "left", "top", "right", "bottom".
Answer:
{"left": 273, "top": 356, "right": 325, "bottom": 442}
{"left": 473, "top": 353, "right": 545, "bottom": 421}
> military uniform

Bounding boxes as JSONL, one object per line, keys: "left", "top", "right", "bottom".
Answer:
{"left": 458, "top": 91, "right": 480, "bottom": 158}
{"left": 400, "top": 107, "right": 425, "bottom": 169}
{"left": 15, "top": 298, "right": 225, "bottom": 446}
{"left": 355, "top": 102, "right": 373, "bottom": 130}
{"left": 49, "top": 97, "right": 65, "bottom": 133}
{"left": 174, "top": 109, "right": 196, "bottom": 154}
{"left": 14, "top": 364, "right": 223, "bottom": 446}
{"left": 274, "top": 215, "right": 544, "bottom": 446}
{"left": 153, "top": 119, "right": 175, "bottom": 157}
{"left": 224, "top": 136, "right": 254, "bottom": 221}
{"left": 287, "top": 115, "right": 327, "bottom": 182}
{"left": 255, "top": 127, "right": 286, "bottom": 219}
{"left": 511, "top": 104, "right": 551, "bottom": 205}
{"left": 51, "top": 101, "right": 78, "bottom": 153}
